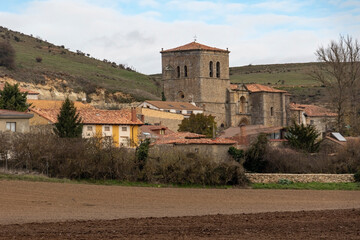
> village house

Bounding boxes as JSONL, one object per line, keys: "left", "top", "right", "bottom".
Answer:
{"left": 139, "top": 124, "right": 174, "bottom": 140}
{"left": 136, "top": 107, "right": 184, "bottom": 132}
{"left": 29, "top": 106, "right": 143, "bottom": 147}
{"left": 0, "top": 109, "right": 33, "bottom": 133}
{"left": 150, "top": 132, "right": 236, "bottom": 162}
{"left": 161, "top": 41, "right": 290, "bottom": 128}
{"left": 138, "top": 100, "right": 203, "bottom": 117}
{"left": 220, "top": 124, "right": 285, "bottom": 148}
{"left": 289, "top": 103, "right": 337, "bottom": 138}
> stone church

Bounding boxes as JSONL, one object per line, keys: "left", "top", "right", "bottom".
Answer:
{"left": 161, "top": 41, "right": 290, "bottom": 128}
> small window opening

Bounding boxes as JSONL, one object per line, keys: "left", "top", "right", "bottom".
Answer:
{"left": 184, "top": 65, "right": 188, "bottom": 77}
{"left": 216, "top": 62, "right": 220, "bottom": 78}
{"left": 177, "top": 66, "right": 180, "bottom": 78}
{"left": 270, "top": 107, "right": 274, "bottom": 116}
{"left": 209, "top": 61, "right": 213, "bottom": 77}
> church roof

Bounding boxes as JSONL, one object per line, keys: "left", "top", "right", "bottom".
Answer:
{"left": 161, "top": 42, "right": 229, "bottom": 53}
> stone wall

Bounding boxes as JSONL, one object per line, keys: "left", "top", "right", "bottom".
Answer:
{"left": 245, "top": 173, "right": 355, "bottom": 183}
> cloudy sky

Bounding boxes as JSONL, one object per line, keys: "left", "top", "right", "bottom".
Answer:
{"left": 0, "top": 0, "right": 359, "bottom": 74}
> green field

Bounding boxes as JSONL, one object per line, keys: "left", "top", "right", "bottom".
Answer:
{"left": 230, "top": 63, "right": 321, "bottom": 86}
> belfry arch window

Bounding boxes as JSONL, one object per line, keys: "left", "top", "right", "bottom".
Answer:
{"left": 240, "top": 96, "right": 246, "bottom": 113}
{"left": 209, "top": 61, "right": 213, "bottom": 77}
{"left": 216, "top": 62, "right": 220, "bottom": 78}
{"left": 184, "top": 65, "right": 188, "bottom": 77}
{"left": 177, "top": 66, "right": 180, "bottom": 78}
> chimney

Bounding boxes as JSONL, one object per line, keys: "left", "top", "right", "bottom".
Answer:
{"left": 131, "top": 107, "right": 137, "bottom": 122}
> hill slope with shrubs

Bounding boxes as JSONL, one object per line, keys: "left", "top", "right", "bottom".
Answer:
{"left": 0, "top": 26, "right": 161, "bottom": 102}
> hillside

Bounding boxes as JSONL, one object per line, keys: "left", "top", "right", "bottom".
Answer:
{"left": 0, "top": 26, "right": 161, "bottom": 104}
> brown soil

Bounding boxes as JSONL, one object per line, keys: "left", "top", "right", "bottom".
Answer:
{"left": 0, "top": 180, "right": 360, "bottom": 239}
{"left": 0, "top": 209, "right": 359, "bottom": 239}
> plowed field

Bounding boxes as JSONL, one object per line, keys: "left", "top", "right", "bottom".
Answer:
{"left": 1, "top": 180, "right": 359, "bottom": 239}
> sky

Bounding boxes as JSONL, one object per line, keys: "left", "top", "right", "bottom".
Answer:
{"left": 0, "top": 0, "right": 359, "bottom": 74}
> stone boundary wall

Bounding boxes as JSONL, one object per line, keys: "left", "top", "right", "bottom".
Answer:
{"left": 245, "top": 173, "right": 355, "bottom": 183}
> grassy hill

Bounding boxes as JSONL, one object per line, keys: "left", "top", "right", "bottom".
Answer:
{"left": 0, "top": 26, "right": 161, "bottom": 102}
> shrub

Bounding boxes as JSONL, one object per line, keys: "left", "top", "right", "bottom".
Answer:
{"left": 0, "top": 41, "right": 15, "bottom": 69}
{"left": 354, "top": 171, "right": 360, "bottom": 182}
{"left": 285, "top": 122, "right": 321, "bottom": 153}
{"left": 278, "top": 179, "right": 294, "bottom": 185}
{"left": 228, "top": 146, "right": 244, "bottom": 163}
{"left": 243, "top": 134, "right": 268, "bottom": 172}
{"left": 35, "top": 57, "right": 42, "bottom": 63}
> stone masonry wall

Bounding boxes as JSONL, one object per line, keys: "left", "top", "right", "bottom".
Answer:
{"left": 246, "top": 173, "right": 355, "bottom": 183}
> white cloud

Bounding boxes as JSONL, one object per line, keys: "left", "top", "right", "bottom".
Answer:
{"left": 0, "top": 0, "right": 358, "bottom": 74}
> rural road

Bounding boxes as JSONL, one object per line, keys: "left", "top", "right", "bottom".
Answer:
{"left": 1, "top": 180, "right": 360, "bottom": 225}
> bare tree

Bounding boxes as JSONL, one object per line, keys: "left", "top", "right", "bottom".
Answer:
{"left": 312, "top": 35, "right": 360, "bottom": 134}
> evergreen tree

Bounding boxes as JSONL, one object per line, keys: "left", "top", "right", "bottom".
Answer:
{"left": 161, "top": 91, "right": 166, "bottom": 101}
{"left": 0, "top": 82, "right": 29, "bottom": 112}
{"left": 54, "top": 97, "right": 83, "bottom": 138}
{"left": 285, "top": 122, "right": 321, "bottom": 153}
{"left": 243, "top": 134, "right": 268, "bottom": 172}
{"left": 178, "top": 113, "right": 216, "bottom": 138}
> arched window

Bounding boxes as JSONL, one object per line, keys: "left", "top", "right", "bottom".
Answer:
{"left": 240, "top": 96, "right": 246, "bottom": 113}
{"left": 209, "top": 61, "right": 213, "bottom": 77}
{"left": 216, "top": 62, "right": 220, "bottom": 78}
{"left": 178, "top": 91, "right": 185, "bottom": 99}
{"left": 184, "top": 65, "right": 188, "bottom": 77}
{"left": 270, "top": 107, "right": 274, "bottom": 116}
{"left": 177, "top": 66, "right": 180, "bottom": 78}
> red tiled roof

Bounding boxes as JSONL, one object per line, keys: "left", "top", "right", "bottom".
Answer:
{"left": 161, "top": 42, "right": 229, "bottom": 53}
{"left": 245, "top": 84, "right": 287, "bottom": 93}
{"left": 30, "top": 108, "right": 143, "bottom": 125}
{"left": 152, "top": 131, "right": 235, "bottom": 145}
{"left": 230, "top": 84, "right": 239, "bottom": 90}
{"left": 0, "top": 83, "right": 39, "bottom": 95}
{"left": 0, "top": 109, "right": 33, "bottom": 118}
{"left": 289, "top": 103, "right": 337, "bottom": 117}
{"left": 143, "top": 101, "right": 203, "bottom": 111}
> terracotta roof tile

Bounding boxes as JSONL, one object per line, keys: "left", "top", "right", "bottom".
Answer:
{"left": 143, "top": 101, "right": 202, "bottom": 111}
{"left": 245, "top": 84, "right": 287, "bottom": 93}
{"left": 0, "top": 109, "right": 33, "bottom": 118}
{"left": 0, "top": 83, "right": 39, "bottom": 95}
{"left": 30, "top": 108, "right": 143, "bottom": 125}
{"left": 161, "top": 42, "right": 229, "bottom": 53}
{"left": 153, "top": 131, "right": 235, "bottom": 145}
{"left": 289, "top": 103, "right": 337, "bottom": 117}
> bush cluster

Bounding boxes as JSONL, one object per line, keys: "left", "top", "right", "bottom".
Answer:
{"left": 242, "top": 135, "right": 360, "bottom": 174}
{"left": 1, "top": 133, "right": 248, "bottom": 186}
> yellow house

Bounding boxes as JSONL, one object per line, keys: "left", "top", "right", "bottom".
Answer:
{"left": 29, "top": 107, "right": 143, "bottom": 147}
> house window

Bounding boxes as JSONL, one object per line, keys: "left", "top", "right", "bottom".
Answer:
{"left": 160, "top": 129, "right": 165, "bottom": 135}
{"left": 184, "top": 65, "right": 188, "bottom": 77}
{"left": 187, "top": 110, "right": 193, "bottom": 114}
{"left": 104, "top": 126, "right": 110, "bottom": 131}
{"left": 177, "top": 66, "right": 180, "bottom": 78}
{"left": 87, "top": 126, "right": 93, "bottom": 131}
{"left": 6, "top": 122, "right": 16, "bottom": 132}
{"left": 270, "top": 107, "right": 274, "bottom": 116}
{"left": 216, "top": 62, "right": 220, "bottom": 78}
{"left": 122, "top": 127, "right": 127, "bottom": 131}
{"left": 209, "top": 61, "right": 213, "bottom": 77}
{"left": 176, "top": 110, "right": 181, "bottom": 114}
